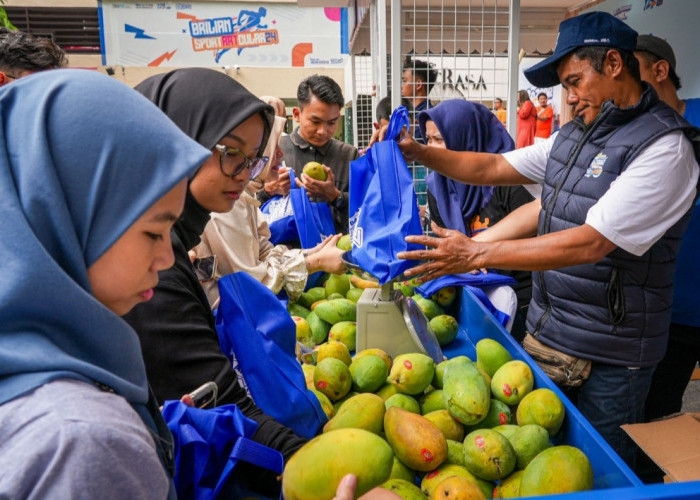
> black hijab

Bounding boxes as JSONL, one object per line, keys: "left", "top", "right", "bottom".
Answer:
{"left": 135, "top": 68, "right": 275, "bottom": 249}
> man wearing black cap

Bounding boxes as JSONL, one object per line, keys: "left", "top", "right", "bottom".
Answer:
{"left": 391, "top": 11, "right": 700, "bottom": 467}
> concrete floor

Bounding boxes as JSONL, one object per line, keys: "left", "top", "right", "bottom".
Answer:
{"left": 681, "top": 370, "right": 700, "bottom": 413}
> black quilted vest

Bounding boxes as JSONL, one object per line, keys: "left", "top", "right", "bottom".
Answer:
{"left": 527, "top": 84, "right": 700, "bottom": 367}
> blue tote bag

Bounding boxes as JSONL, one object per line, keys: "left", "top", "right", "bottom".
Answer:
{"left": 261, "top": 169, "right": 336, "bottom": 248}
{"left": 161, "top": 400, "right": 283, "bottom": 500}
{"left": 349, "top": 106, "right": 423, "bottom": 284}
{"left": 215, "top": 272, "right": 327, "bottom": 438}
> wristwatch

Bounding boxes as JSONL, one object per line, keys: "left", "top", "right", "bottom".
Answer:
{"left": 331, "top": 193, "right": 344, "bottom": 209}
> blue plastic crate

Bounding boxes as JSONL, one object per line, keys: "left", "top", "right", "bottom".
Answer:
{"left": 443, "top": 287, "right": 700, "bottom": 498}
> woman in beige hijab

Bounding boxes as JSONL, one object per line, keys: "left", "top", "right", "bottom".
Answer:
{"left": 196, "top": 107, "right": 346, "bottom": 308}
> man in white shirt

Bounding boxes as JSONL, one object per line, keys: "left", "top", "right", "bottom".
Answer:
{"left": 393, "top": 11, "right": 700, "bottom": 468}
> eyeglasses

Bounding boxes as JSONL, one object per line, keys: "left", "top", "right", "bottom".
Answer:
{"left": 215, "top": 144, "right": 269, "bottom": 179}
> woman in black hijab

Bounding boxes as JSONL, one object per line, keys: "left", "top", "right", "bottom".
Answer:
{"left": 123, "top": 68, "right": 307, "bottom": 495}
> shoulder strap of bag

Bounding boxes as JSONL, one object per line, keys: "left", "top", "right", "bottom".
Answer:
{"left": 385, "top": 105, "right": 410, "bottom": 142}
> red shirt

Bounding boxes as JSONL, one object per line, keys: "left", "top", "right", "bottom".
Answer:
{"left": 535, "top": 105, "right": 553, "bottom": 138}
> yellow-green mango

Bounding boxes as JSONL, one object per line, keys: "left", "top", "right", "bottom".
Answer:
{"left": 462, "top": 429, "right": 516, "bottom": 481}
{"left": 314, "top": 357, "right": 352, "bottom": 401}
{"left": 350, "top": 354, "right": 389, "bottom": 393}
{"left": 292, "top": 315, "right": 314, "bottom": 348}
{"left": 337, "top": 234, "right": 352, "bottom": 251}
{"left": 324, "top": 392, "right": 385, "bottom": 434}
{"left": 423, "top": 410, "right": 465, "bottom": 442}
{"left": 310, "top": 388, "right": 335, "bottom": 420}
{"left": 380, "top": 478, "right": 426, "bottom": 500}
{"left": 492, "top": 470, "right": 524, "bottom": 498}
{"left": 519, "top": 446, "right": 594, "bottom": 496}
{"left": 314, "top": 298, "right": 357, "bottom": 324}
{"left": 395, "top": 280, "right": 415, "bottom": 297}
{"left": 324, "top": 273, "right": 351, "bottom": 298}
{"left": 316, "top": 340, "right": 352, "bottom": 366}
{"left": 282, "top": 428, "right": 393, "bottom": 500}
{"left": 421, "top": 389, "right": 446, "bottom": 414}
{"left": 385, "top": 393, "right": 421, "bottom": 414}
{"left": 332, "top": 391, "right": 359, "bottom": 414}
{"left": 298, "top": 287, "right": 326, "bottom": 309}
{"left": 354, "top": 348, "right": 392, "bottom": 371}
{"left": 414, "top": 296, "right": 445, "bottom": 319}
{"left": 420, "top": 464, "right": 484, "bottom": 498}
{"left": 376, "top": 383, "right": 400, "bottom": 401}
{"left": 442, "top": 357, "right": 490, "bottom": 426}
{"left": 302, "top": 363, "right": 315, "bottom": 389}
{"left": 329, "top": 320, "right": 357, "bottom": 351}
{"left": 475, "top": 339, "right": 513, "bottom": 378}
{"left": 491, "top": 425, "right": 519, "bottom": 441}
{"left": 302, "top": 161, "right": 327, "bottom": 181}
{"left": 471, "top": 399, "right": 512, "bottom": 429}
{"left": 429, "top": 315, "right": 460, "bottom": 346}
{"left": 327, "top": 292, "right": 345, "bottom": 300}
{"left": 509, "top": 424, "right": 552, "bottom": 470}
{"left": 445, "top": 439, "right": 465, "bottom": 466}
{"left": 390, "top": 455, "right": 416, "bottom": 482}
{"left": 516, "top": 388, "right": 565, "bottom": 437}
{"left": 346, "top": 287, "right": 364, "bottom": 303}
{"left": 431, "top": 286, "right": 457, "bottom": 307}
{"left": 306, "top": 310, "right": 331, "bottom": 345}
{"left": 490, "top": 360, "right": 533, "bottom": 406}
{"left": 384, "top": 407, "right": 447, "bottom": 472}
{"left": 388, "top": 353, "right": 435, "bottom": 395}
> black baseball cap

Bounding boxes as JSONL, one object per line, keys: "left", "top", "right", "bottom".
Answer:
{"left": 635, "top": 34, "right": 676, "bottom": 73}
{"left": 525, "top": 11, "right": 638, "bottom": 88}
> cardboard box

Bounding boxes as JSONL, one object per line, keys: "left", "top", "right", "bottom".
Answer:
{"left": 623, "top": 413, "right": 700, "bottom": 483}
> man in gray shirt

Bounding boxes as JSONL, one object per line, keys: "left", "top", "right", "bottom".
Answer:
{"left": 260, "top": 75, "right": 358, "bottom": 233}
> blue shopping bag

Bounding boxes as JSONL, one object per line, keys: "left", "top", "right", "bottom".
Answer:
{"left": 349, "top": 106, "right": 423, "bottom": 284}
{"left": 215, "top": 272, "right": 327, "bottom": 438}
{"left": 161, "top": 400, "right": 283, "bottom": 500}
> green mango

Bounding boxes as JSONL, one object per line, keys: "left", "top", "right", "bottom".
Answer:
{"left": 287, "top": 302, "right": 311, "bottom": 319}
{"left": 314, "top": 298, "right": 357, "bottom": 324}
{"left": 491, "top": 424, "right": 520, "bottom": 441}
{"left": 394, "top": 280, "right": 415, "bottom": 297}
{"left": 298, "top": 287, "right": 326, "bottom": 309}
{"left": 324, "top": 392, "right": 385, "bottom": 435}
{"left": 429, "top": 314, "right": 459, "bottom": 346}
{"left": 462, "top": 428, "right": 516, "bottom": 481}
{"left": 282, "top": 428, "right": 393, "bottom": 500}
{"left": 314, "top": 357, "right": 352, "bottom": 401}
{"left": 442, "top": 357, "right": 490, "bottom": 426}
{"left": 346, "top": 287, "right": 364, "bottom": 303}
{"left": 306, "top": 311, "right": 331, "bottom": 345}
{"left": 328, "top": 320, "right": 356, "bottom": 351}
{"left": 291, "top": 315, "right": 314, "bottom": 348}
{"left": 349, "top": 354, "right": 388, "bottom": 393}
{"left": 337, "top": 234, "right": 352, "bottom": 251}
{"left": 316, "top": 340, "right": 352, "bottom": 366}
{"left": 380, "top": 478, "right": 426, "bottom": 500}
{"left": 388, "top": 353, "right": 435, "bottom": 395}
{"left": 431, "top": 286, "right": 457, "bottom": 307}
{"left": 445, "top": 439, "right": 466, "bottom": 466}
{"left": 375, "top": 383, "right": 400, "bottom": 401}
{"left": 475, "top": 338, "right": 513, "bottom": 378}
{"left": 420, "top": 463, "right": 485, "bottom": 498}
{"left": 310, "top": 388, "right": 335, "bottom": 419}
{"left": 327, "top": 292, "right": 345, "bottom": 300}
{"left": 389, "top": 455, "right": 415, "bottom": 482}
{"left": 510, "top": 424, "right": 552, "bottom": 470}
{"left": 385, "top": 393, "right": 421, "bottom": 414}
{"left": 432, "top": 360, "right": 449, "bottom": 389}
{"left": 420, "top": 389, "right": 446, "bottom": 414}
{"left": 491, "top": 360, "right": 534, "bottom": 406}
{"left": 413, "top": 296, "right": 445, "bottom": 319}
{"left": 515, "top": 388, "right": 565, "bottom": 437}
{"left": 473, "top": 398, "right": 513, "bottom": 429}
{"left": 423, "top": 410, "right": 465, "bottom": 442}
{"left": 324, "top": 273, "right": 351, "bottom": 298}
{"left": 493, "top": 470, "right": 524, "bottom": 498}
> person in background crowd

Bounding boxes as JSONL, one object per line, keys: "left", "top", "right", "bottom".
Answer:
{"left": 0, "top": 28, "right": 66, "bottom": 86}
{"left": 259, "top": 94, "right": 286, "bottom": 120}
{"left": 0, "top": 69, "right": 209, "bottom": 498}
{"left": 260, "top": 75, "right": 358, "bottom": 234}
{"left": 122, "top": 68, "right": 307, "bottom": 497}
{"left": 534, "top": 92, "right": 554, "bottom": 142}
{"left": 195, "top": 110, "right": 346, "bottom": 308}
{"left": 375, "top": 94, "right": 413, "bottom": 130}
{"left": 633, "top": 34, "right": 700, "bottom": 483}
{"left": 402, "top": 57, "right": 438, "bottom": 142}
{"left": 516, "top": 89, "right": 536, "bottom": 148}
{"left": 420, "top": 99, "right": 535, "bottom": 341}
{"left": 493, "top": 97, "right": 507, "bottom": 126}
{"left": 390, "top": 11, "right": 700, "bottom": 468}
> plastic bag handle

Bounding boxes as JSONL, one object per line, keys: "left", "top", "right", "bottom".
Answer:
{"left": 231, "top": 437, "right": 284, "bottom": 475}
{"left": 384, "top": 105, "right": 410, "bottom": 142}
{"left": 288, "top": 167, "right": 297, "bottom": 190}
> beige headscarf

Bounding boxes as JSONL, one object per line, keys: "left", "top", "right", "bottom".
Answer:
{"left": 247, "top": 115, "right": 286, "bottom": 194}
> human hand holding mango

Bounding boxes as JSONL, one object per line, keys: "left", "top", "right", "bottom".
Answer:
{"left": 301, "top": 164, "right": 340, "bottom": 202}
{"left": 398, "top": 222, "right": 482, "bottom": 283}
{"left": 305, "top": 234, "right": 347, "bottom": 275}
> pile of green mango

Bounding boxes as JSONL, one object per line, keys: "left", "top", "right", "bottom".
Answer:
{"left": 284, "top": 338, "right": 594, "bottom": 499}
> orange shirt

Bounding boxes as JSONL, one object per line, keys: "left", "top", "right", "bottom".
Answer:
{"left": 535, "top": 105, "right": 553, "bottom": 138}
